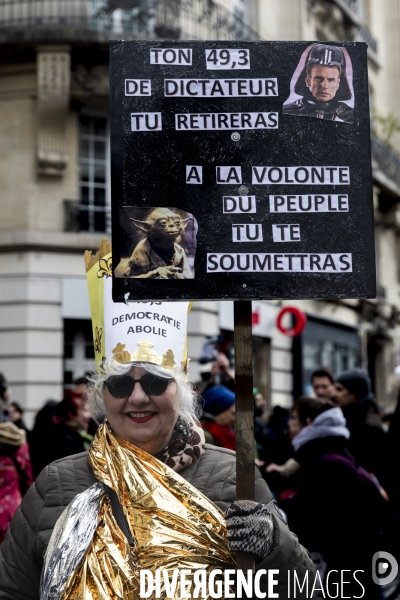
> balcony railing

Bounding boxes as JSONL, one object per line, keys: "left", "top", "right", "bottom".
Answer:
{"left": 0, "top": 0, "right": 259, "bottom": 40}
{"left": 64, "top": 200, "right": 110, "bottom": 233}
{"left": 156, "top": 0, "right": 259, "bottom": 41}
{"left": 371, "top": 135, "right": 400, "bottom": 191}
{"left": 0, "top": 0, "right": 150, "bottom": 35}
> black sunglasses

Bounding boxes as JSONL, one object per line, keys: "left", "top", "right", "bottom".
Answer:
{"left": 105, "top": 373, "right": 171, "bottom": 398}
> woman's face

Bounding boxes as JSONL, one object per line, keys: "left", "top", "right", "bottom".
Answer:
{"left": 288, "top": 410, "right": 303, "bottom": 438}
{"left": 74, "top": 403, "right": 92, "bottom": 431}
{"left": 7, "top": 405, "right": 21, "bottom": 423}
{"left": 103, "top": 366, "right": 178, "bottom": 456}
{"left": 214, "top": 404, "right": 236, "bottom": 428}
{"left": 334, "top": 383, "right": 357, "bottom": 407}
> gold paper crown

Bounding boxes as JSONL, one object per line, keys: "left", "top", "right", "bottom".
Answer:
{"left": 111, "top": 339, "right": 176, "bottom": 370}
{"left": 84, "top": 238, "right": 111, "bottom": 273}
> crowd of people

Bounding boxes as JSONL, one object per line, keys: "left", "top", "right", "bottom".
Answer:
{"left": 0, "top": 354, "right": 399, "bottom": 597}
{"left": 195, "top": 360, "right": 400, "bottom": 599}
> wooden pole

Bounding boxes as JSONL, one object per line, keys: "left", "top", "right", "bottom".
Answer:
{"left": 234, "top": 300, "right": 255, "bottom": 574}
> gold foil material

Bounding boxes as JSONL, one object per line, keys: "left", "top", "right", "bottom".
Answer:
{"left": 59, "top": 423, "right": 235, "bottom": 599}
{"left": 60, "top": 494, "right": 139, "bottom": 600}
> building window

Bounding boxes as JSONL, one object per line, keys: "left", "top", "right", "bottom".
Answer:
{"left": 64, "top": 319, "right": 96, "bottom": 387}
{"left": 78, "top": 114, "right": 110, "bottom": 232}
{"left": 293, "top": 317, "right": 361, "bottom": 397}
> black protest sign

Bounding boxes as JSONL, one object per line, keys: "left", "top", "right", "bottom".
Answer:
{"left": 110, "top": 41, "right": 375, "bottom": 301}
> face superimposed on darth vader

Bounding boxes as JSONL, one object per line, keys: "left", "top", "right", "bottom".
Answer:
{"left": 306, "top": 65, "right": 341, "bottom": 102}
{"left": 283, "top": 43, "right": 354, "bottom": 123}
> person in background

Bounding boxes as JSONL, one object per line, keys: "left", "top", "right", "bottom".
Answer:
{"left": 265, "top": 405, "right": 302, "bottom": 479}
{"left": 195, "top": 352, "right": 235, "bottom": 395}
{"left": 311, "top": 367, "right": 335, "bottom": 400}
{"left": 72, "top": 373, "right": 94, "bottom": 400}
{"left": 7, "top": 402, "right": 28, "bottom": 431}
{"left": 45, "top": 390, "right": 93, "bottom": 465}
{"left": 29, "top": 393, "right": 92, "bottom": 478}
{"left": 201, "top": 385, "right": 236, "bottom": 450}
{"left": 72, "top": 374, "right": 98, "bottom": 435}
{"left": 334, "top": 368, "right": 386, "bottom": 481}
{"left": 256, "top": 405, "right": 293, "bottom": 469}
{"left": 254, "top": 391, "right": 268, "bottom": 420}
{"left": 283, "top": 397, "right": 385, "bottom": 599}
{"left": 0, "top": 422, "right": 33, "bottom": 543}
{"left": 28, "top": 400, "right": 58, "bottom": 478}
{"left": 0, "top": 374, "right": 10, "bottom": 422}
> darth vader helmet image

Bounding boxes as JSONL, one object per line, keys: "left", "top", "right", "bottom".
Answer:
{"left": 283, "top": 43, "right": 354, "bottom": 123}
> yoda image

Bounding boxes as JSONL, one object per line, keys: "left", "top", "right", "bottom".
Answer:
{"left": 124, "top": 208, "right": 194, "bottom": 279}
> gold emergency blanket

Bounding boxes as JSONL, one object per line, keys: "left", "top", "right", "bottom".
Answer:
{"left": 60, "top": 423, "right": 236, "bottom": 599}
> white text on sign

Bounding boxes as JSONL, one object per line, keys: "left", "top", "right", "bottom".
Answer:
{"left": 252, "top": 166, "right": 350, "bottom": 185}
{"left": 131, "top": 113, "right": 162, "bottom": 131}
{"left": 272, "top": 224, "right": 301, "bottom": 242}
{"left": 270, "top": 194, "right": 349, "bottom": 212}
{"left": 150, "top": 48, "right": 192, "bottom": 65}
{"left": 207, "top": 253, "right": 352, "bottom": 273}
{"left": 176, "top": 113, "right": 278, "bottom": 130}
{"left": 232, "top": 224, "right": 263, "bottom": 242}
{"left": 125, "top": 79, "right": 151, "bottom": 96}
{"left": 223, "top": 196, "right": 257, "bottom": 213}
{"left": 205, "top": 48, "right": 250, "bottom": 69}
{"left": 165, "top": 79, "right": 278, "bottom": 97}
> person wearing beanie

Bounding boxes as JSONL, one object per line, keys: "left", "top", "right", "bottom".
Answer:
{"left": 334, "top": 368, "right": 386, "bottom": 481}
{"left": 201, "top": 385, "right": 236, "bottom": 450}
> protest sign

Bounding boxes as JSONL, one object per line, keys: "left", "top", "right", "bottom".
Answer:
{"left": 110, "top": 41, "right": 375, "bottom": 301}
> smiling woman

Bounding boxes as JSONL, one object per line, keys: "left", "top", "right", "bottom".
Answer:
{"left": 90, "top": 360, "right": 197, "bottom": 458}
{"left": 0, "top": 241, "right": 315, "bottom": 600}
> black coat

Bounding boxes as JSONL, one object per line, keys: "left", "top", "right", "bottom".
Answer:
{"left": 29, "top": 416, "right": 88, "bottom": 478}
{"left": 342, "top": 398, "right": 387, "bottom": 483}
{"left": 284, "top": 435, "right": 384, "bottom": 599}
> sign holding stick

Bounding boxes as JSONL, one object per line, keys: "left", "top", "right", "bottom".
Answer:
{"left": 234, "top": 300, "right": 255, "bottom": 575}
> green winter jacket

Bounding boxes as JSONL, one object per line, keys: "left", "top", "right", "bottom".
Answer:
{"left": 0, "top": 444, "right": 314, "bottom": 599}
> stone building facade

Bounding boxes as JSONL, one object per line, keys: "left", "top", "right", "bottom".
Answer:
{"left": 0, "top": 0, "right": 399, "bottom": 424}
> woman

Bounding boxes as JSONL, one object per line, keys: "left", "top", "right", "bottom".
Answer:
{"left": 0, "top": 361, "right": 314, "bottom": 599}
{"left": 283, "top": 397, "right": 385, "bottom": 599}
{"left": 29, "top": 391, "right": 93, "bottom": 478}
{"left": 46, "top": 390, "right": 93, "bottom": 462}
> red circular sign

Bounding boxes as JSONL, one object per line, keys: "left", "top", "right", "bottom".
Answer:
{"left": 276, "top": 307, "right": 307, "bottom": 337}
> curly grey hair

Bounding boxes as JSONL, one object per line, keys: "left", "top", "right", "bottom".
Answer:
{"left": 88, "top": 360, "right": 199, "bottom": 424}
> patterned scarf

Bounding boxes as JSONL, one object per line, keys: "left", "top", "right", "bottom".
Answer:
{"left": 154, "top": 415, "right": 205, "bottom": 471}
